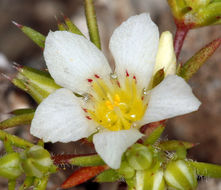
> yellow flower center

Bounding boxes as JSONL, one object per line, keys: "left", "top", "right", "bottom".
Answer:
{"left": 86, "top": 74, "right": 146, "bottom": 131}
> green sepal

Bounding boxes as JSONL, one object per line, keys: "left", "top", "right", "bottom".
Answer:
{"left": 13, "top": 66, "right": 61, "bottom": 103}
{"left": 21, "top": 145, "right": 56, "bottom": 178}
{"left": 177, "top": 38, "right": 221, "bottom": 81}
{"left": 152, "top": 69, "right": 165, "bottom": 88}
{"left": 85, "top": 0, "right": 101, "bottom": 49}
{"left": 69, "top": 154, "right": 105, "bottom": 166}
{"left": 144, "top": 125, "right": 165, "bottom": 145}
{"left": 136, "top": 169, "right": 165, "bottom": 190}
{"left": 159, "top": 140, "right": 195, "bottom": 151}
{"left": 0, "top": 112, "right": 34, "bottom": 130}
{"left": 0, "top": 153, "right": 23, "bottom": 179}
{"left": 189, "top": 161, "right": 221, "bottom": 178}
{"left": 13, "top": 22, "right": 45, "bottom": 48}
{"left": 95, "top": 169, "right": 119, "bottom": 182}
{"left": 117, "top": 160, "right": 135, "bottom": 179}
{"left": 126, "top": 143, "right": 153, "bottom": 170}
{"left": 164, "top": 160, "right": 197, "bottom": 190}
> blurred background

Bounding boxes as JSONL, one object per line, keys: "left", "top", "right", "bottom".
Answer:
{"left": 0, "top": 0, "right": 220, "bottom": 189}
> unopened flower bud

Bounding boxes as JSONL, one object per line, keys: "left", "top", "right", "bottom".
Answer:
{"left": 168, "top": 0, "right": 221, "bottom": 28}
{"left": 164, "top": 160, "right": 197, "bottom": 190}
{"left": 136, "top": 169, "right": 165, "bottom": 190}
{"left": 21, "top": 145, "right": 55, "bottom": 178}
{"left": 117, "top": 160, "right": 135, "bottom": 179}
{"left": 0, "top": 153, "right": 23, "bottom": 179}
{"left": 126, "top": 144, "right": 153, "bottom": 170}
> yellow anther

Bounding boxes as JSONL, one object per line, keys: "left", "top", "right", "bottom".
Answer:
{"left": 88, "top": 78, "right": 146, "bottom": 131}
{"left": 106, "top": 100, "right": 114, "bottom": 110}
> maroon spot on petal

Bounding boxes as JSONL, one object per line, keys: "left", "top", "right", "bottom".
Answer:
{"left": 86, "top": 116, "right": 92, "bottom": 120}
{"left": 82, "top": 108, "right": 88, "bottom": 113}
{"left": 87, "top": 79, "right": 93, "bottom": 83}
{"left": 126, "top": 70, "right": 129, "bottom": 77}
{"left": 94, "top": 74, "right": 100, "bottom": 78}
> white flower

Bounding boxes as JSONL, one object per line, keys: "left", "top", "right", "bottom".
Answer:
{"left": 30, "top": 13, "right": 201, "bottom": 169}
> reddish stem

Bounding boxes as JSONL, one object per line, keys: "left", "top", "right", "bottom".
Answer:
{"left": 174, "top": 26, "right": 189, "bottom": 60}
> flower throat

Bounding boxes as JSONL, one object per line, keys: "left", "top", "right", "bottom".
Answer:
{"left": 85, "top": 73, "right": 146, "bottom": 131}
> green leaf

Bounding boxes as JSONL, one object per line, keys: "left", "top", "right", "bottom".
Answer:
{"left": 10, "top": 108, "right": 35, "bottom": 115}
{"left": 177, "top": 38, "right": 221, "bottom": 81}
{"left": 64, "top": 15, "right": 84, "bottom": 36}
{"left": 12, "top": 21, "right": 45, "bottom": 48}
{"left": 12, "top": 66, "right": 61, "bottom": 103}
{"left": 0, "top": 112, "right": 34, "bottom": 130}
{"left": 85, "top": 0, "right": 101, "bottom": 49}
{"left": 189, "top": 161, "right": 221, "bottom": 178}
{"left": 0, "top": 130, "right": 33, "bottom": 149}
{"left": 158, "top": 140, "right": 196, "bottom": 151}
{"left": 144, "top": 125, "right": 165, "bottom": 145}
{"left": 69, "top": 154, "right": 105, "bottom": 166}
{"left": 95, "top": 169, "right": 119, "bottom": 182}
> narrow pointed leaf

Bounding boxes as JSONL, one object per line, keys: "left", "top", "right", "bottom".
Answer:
{"left": 69, "top": 154, "right": 105, "bottom": 166}
{"left": 159, "top": 140, "right": 196, "bottom": 151}
{"left": 13, "top": 22, "right": 45, "bottom": 48}
{"left": 95, "top": 169, "right": 119, "bottom": 182}
{"left": 144, "top": 125, "right": 165, "bottom": 145}
{"left": 12, "top": 78, "right": 45, "bottom": 104}
{"left": 10, "top": 108, "right": 35, "bottom": 115}
{"left": 13, "top": 66, "right": 61, "bottom": 103}
{"left": 84, "top": 0, "right": 101, "bottom": 49}
{"left": 177, "top": 38, "right": 221, "bottom": 81}
{"left": 0, "top": 112, "right": 34, "bottom": 130}
{"left": 64, "top": 15, "right": 84, "bottom": 36}
{"left": 189, "top": 161, "right": 221, "bottom": 178}
{"left": 0, "top": 130, "right": 33, "bottom": 149}
{"left": 58, "top": 22, "right": 67, "bottom": 31}
{"left": 61, "top": 166, "right": 107, "bottom": 189}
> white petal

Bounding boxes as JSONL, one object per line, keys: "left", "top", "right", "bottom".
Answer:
{"left": 93, "top": 129, "right": 143, "bottom": 169}
{"left": 154, "top": 31, "right": 176, "bottom": 76}
{"left": 44, "top": 31, "right": 112, "bottom": 94}
{"left": 31, "top": 88, "right": 96, "bottom": 143}
{"left": 109, "top": 13, "right": 159, "bottom": 88}
{"left": 141, "top": 75, "right": 201, "bottom": 124}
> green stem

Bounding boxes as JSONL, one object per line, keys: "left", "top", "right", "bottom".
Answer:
{"left": 84, "top": 0, "right": 101, "bottom": 49}
{"left": 34, "top": 176, "right": 49, "bottom": 190}
{"left": 8, "top": 180, "right": 16, "bottom": 190}
{"left": 0, "top": 130, "right": 34, "bottom": 149}
{"left": 3, "top": 139, "right": 13, "bottom": 153}
{"left": 19, "top": 177, "right": 35, "bottom": 190}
